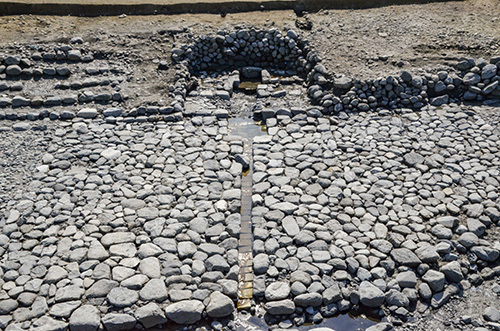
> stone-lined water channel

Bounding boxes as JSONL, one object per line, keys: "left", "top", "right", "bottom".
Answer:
{"left": 228, "top": 114, "right": 266, "bottom": 310}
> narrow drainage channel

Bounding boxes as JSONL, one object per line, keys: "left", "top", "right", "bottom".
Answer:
{"left": 237, "top": 141, "right": 253, "bottom": 311}
{"left": 228, "top": 113, "right": 267, "bottom": 313}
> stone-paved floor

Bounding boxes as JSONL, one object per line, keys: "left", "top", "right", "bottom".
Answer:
{"left": 0, "top": 103, "right": 499, "bottom": 331}
{"left": 250, "top": 104, "right": 500, "bottom": 328}
{"left": 0, "top": 118, "right": 244, "bottom": 330}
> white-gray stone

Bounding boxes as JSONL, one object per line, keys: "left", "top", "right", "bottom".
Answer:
{"left": 265, "top": 282, "right": 291, "bottom": 301}
{"left": 69, "top": 305, "right": 100, "bottom": 331}
{"left": 107, "top": 287, "right": 139, "bottom": 307}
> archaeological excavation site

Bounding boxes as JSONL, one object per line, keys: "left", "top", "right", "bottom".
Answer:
{"left": 0, "top": 0, "right": 500, "bottom": 330}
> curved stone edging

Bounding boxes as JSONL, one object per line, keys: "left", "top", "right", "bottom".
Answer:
{"left": 170, "top": 28, "right": 500, "bottom": 118}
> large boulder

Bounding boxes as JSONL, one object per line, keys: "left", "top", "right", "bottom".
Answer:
{"left": 135, "top": 303, "right": 167, "bottom": 328}
{"left": 366, "top": 322, "right": 395, "bottom": 331}
{"left": 294, "top": 293, "right": 323, "bottom": 307}
{"left": 440, "top": 261, "right": 464, "bottom": 283}
{"left": 481, "top": 64, "right": 497, "bottom": 79}
{"left": 403, "top": 152, "right": 424, "bottom": 166}
{"left": 253, "top": 254, "right": 269, "bottom": 274}
{"left": 385, "top": 289, "right": 409, "bottom": 307}
{"left": 391, "top": 248, "right": 421, "bottom": 267}
{"left": 483, "top": 306, "right": 500, "bottom": 322}
{"left": 107, "top": 288, "right": 138, "bottom": 308}
{"left": 422, "top": 270, "right": 445, "bottom": 292}
{"left": 463, "top": 72, "right": 481, "bottom": 85}
{"left": 396, "top": 271, "right": 417, "bottom": 288}
{"left": 241, "top": 66, "right": 262, "bottom": 79}
{"left": 333, "top": 75, "right": 353, "bottom": 89}
{"left": 5, "top": 65, "right": 21, "bottom": 76}
{"left": 31, "top": 316, "right": 68, "bottom": 331}
{"left": 101, "top": 313, "right": 136, "bottom": 331}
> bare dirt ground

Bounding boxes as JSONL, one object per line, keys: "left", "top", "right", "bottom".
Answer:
{"left": 1, "top": 0, "right": 500, "bottom": 79}
{"left": 1, "top": 1, "right": 500, "bottom": 330}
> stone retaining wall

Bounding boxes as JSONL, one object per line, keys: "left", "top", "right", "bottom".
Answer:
{"left": 171, "top": 28, "right": 500, "bottom": 118}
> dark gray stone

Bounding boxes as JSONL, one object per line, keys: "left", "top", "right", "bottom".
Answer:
{"left": 359, "top": 281, "right": 385, "bottom": 307}
{"left": 164, "top": 300, "right": 204, "bottom": 324}
{"left": 264, "top": 300, "right": 296, "bottom": 315}
{"left": 206, "top": 291, "right": 234, "bottom": 318}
